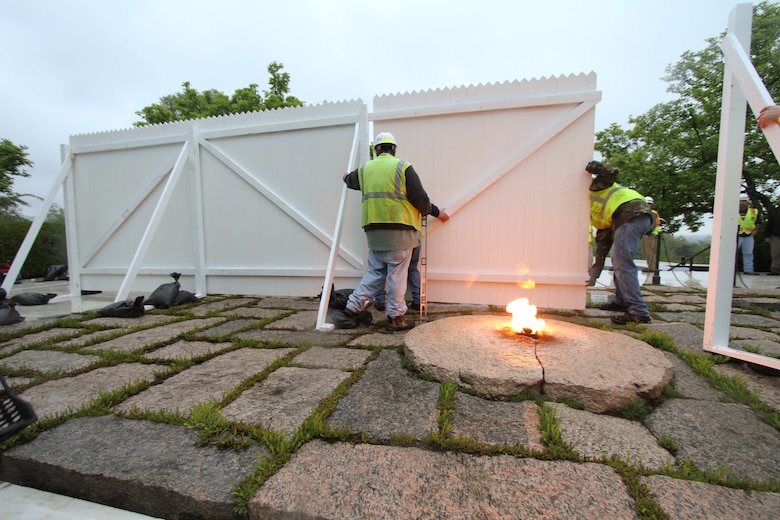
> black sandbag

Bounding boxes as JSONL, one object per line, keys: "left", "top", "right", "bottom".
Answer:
{"left": 145, "top": 272, "right": 181, "bottom": 309}
{"left": 0, "top": 302, "right": 24, "bottom": 325}
{"left": 10, "top": 292, "right": 57, "bottom": 306}
{"left": 317, "top": 285, "right": 353, "bottom": 311}
{"left": 97, "top": 296, "right": 145, "bottom": 318}
{"left": 173, "top": 289, "right": 199, "bottom": 306}
{"left": 44, "top": 264, "right": 68, "bottom": 281}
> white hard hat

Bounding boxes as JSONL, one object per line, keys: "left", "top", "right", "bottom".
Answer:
{"left": 645, "top": 196, "right": 654, "bottom": 204}
{"left": 374, "top": 132, "right": 396, "bottom": 146}
{"left": 740, "top": 193, "right": 749, "bottom": 201}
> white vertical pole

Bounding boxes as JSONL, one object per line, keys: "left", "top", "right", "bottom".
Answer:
{"left": 189, "top": 126, "right": 207, "bottom": 296}
{"left": 316, "top": 125, "right": 361, "bottom": 331}
{"left": 704, "top": 4, "right": 752, "bottom": 350}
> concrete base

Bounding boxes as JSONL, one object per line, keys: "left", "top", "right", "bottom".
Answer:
{"left": 404, "top": 316, "right": 674, "bottom": 414}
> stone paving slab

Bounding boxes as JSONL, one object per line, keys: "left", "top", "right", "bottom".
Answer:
{"left": 195, "top": 318, "right": 260, "bottom": 338}
{"left": 291, "top": 346, "right": 372, "bottom": 370}
{"left": 661, "top": 303, "right": 701, "bottom": 312}
{"left": 0, "top": 328, "right": 82, "bottom": 354}
{"left": 115, "top": 347, "right": 294, "bottom": 416}
{"left": 730, "top": 313, "right": 780, "bottom": 327}
{"left": 451, "top": 395, "right": 543, "bottom": 451}
{"left": 250, "top": 440, "right": 640, "bottom": 520}
{"left": 644, "top": 400, "right": 780, "bottom": 483}
{"left": 731, "top": 338, "right": 780, "bottom": 356}
{"left": 265, "top": 310, "right": 316, "bottom": 330}
{"left": 663, "top": 352, "right": 728, "bottom": 402}
{"left": 0, "top": 415, "right": 262, "bottom": 519}
{"left": 0, "top": 350, "right": 101, "bottom": 375}
{"left": 654, "top": 311, "right": 705, "bottom": 324}
{"left": 83, "top": 317, "right": 225, "bottom": 352}
{"left": 234, "top": 328, "right": 352, "bottom": 347}
{"left": 347, "top": 331, "right": 407, "bottom": 347}
{"left": 219, "top": 307, "right": 282, "bottom": 319}
{"left": 82, "top": 314, "right": 178, "bottom": 329}
{"left": 186, "top": 297, "right": 258, "bottom": 316}
{"left": 54, "top": 330, "right": 127, "bottom": 349}
{"left": 19, "top": 363, "right": 163, "bottom": 418}
{"left": 550, "top": 403, "right": 675, "bottom": 470}
{"left": 221, "top": 366, "right": 350, "bottom": 434}
{"left": 642, "top": 475, "right": 780, "bottom": 520}
{"left": 327, "top": 350, "right": 439, "bottom": 441}
{"left": 645, "top": 322, "right": 705, "bottom": 352}
{"left": 728, "top": 325, "right": 780, "bottom": 341}
{"left": 715, "top": 363, "right": 780, "bottom": 410}
{"left": 142, "top": 340, "right": 233, "bottom": 362}
{"left": 256, "top": 297, "right": 319, "bottom": 310}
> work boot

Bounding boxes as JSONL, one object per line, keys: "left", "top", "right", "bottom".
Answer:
{"left": 386, "top": 315, "right": 414, "bottom": 331}
{"left": 599, "top": 302, "right": 627, "bottom": 311}
{"left": 409, "top": 301, "right": 420, "bottom": 311}
{"left": 610, "top": 312, "right": 651, "bottom": 325}
{"left": 374, "top": 301, "right": 386, "bottom": 311}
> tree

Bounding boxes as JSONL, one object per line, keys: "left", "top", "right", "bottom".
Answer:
{"left": 134, "top": 62, "right": 304, "bottom": 126}
{"left": 595, "top": 1, "right": 780, "bottom": 234}
{"left": 0, "top": 138, "right": 34, "bottom": 220}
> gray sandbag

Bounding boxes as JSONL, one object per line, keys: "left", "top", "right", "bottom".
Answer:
{"left": 97, "top": 296, "right": 145, "bottom": 318}
{"left": 0, "top": 290, "right": 24, "bottom": 325}
{"left": 173, "top": 290, "right": 199, "bottom": 306}
{"left": 10, "top": 292, "right": 57, "bottom": 306}
{"left": 145, "top": 272, "right": 181, "bottom": 309}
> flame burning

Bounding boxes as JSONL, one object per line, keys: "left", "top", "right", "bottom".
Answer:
{"left": 506, "top": 297, "right": 546, "bottom": 336}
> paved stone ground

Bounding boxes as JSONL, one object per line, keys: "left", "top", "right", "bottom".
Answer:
{"left": 0, "top": 282, "right": 779, "bottom": 519}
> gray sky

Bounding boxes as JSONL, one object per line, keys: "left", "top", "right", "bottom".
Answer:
{"left": 1, "top": 0, "right": 747, "bottom": 218}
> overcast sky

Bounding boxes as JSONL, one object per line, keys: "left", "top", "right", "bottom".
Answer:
{"left": 1, "top": 0, "right": 749, "bottom": 218}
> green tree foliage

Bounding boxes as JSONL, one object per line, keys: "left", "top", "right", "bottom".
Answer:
{"left": 595, "top": 1, "right": 780, "bottom": 234}
{"left": 134, "top": 62, "right": 304, "bottom": 126}
{"left": 0, "top": 218, "right": 66, "bottom": 279}
{"left": 0, "top": 138, "right": 34, "bottom": 220}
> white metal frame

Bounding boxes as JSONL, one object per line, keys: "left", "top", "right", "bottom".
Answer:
{"left": 705, "top": 3, "right": 780, "bottom": 371}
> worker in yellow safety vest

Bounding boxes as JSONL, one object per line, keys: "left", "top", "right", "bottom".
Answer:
{"left": 738, "top": 194, "right": 760, "bottom": 275}
{"left": 336, "top": 132, "right": 433, "bottom": 331}
{"left": 587, "top": 160, "right": 656, "bottom": 325}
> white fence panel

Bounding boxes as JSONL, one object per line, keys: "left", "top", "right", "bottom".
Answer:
{"left": 65, "top": 101, "right": 369, "bottom": 298}
{"left": 371, "top": 75, "right": 599, "bottom": 309}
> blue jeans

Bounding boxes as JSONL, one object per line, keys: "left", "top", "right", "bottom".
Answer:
{"left": 347, "top": 248, "right": 413, "bottom": 318}
{"left": 375, "top": 246, "right": 421, "bottom": 304}
{"left": 737, "top": 235, "right": 754, "bottom": 272}
{"left": 612, "top": 214, "right": 655, "bottom": 317}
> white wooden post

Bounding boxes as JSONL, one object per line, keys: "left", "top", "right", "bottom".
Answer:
{"left": 705, "top": 3, "right": 780, "bottom": 371}
{"left": 316, "top": 124, "right": 362, "bottom": 331}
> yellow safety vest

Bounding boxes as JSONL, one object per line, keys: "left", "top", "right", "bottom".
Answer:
{"left": 589, "top": 183, "right": 645, "bottom": 229}
{"left": 651, "top": 209, "right": 661, "bottom": 235}
{"left": 358, "top": 154, "right": 421, "bottom": 231}
{"left": 738, "top": 207, "right": 758, "bottom": 235}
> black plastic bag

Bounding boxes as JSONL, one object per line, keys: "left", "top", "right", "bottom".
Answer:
{"left": 145, "top": 272, "right": 181, "bottom": 309}
{"left": 317, "top": 285, "right": 353, "bottom": 311}
{"left": 0, "top": 290, "right": 24, "bottom": 325}
{"left": 97, "top": 296, "right": 145, "bottom": 318}
{"left": 10, "top": 293, "right": 57, "bottom": 306}
{"left": 173, "top": 290, "right": 199, "bottom": 306}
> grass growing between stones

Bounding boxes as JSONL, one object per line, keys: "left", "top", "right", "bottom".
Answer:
{"left": 537, "top": 403, "right": 578, "bottom": 460}
{"left": 605, "top": 457, "right": 671, "bottom": 520}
